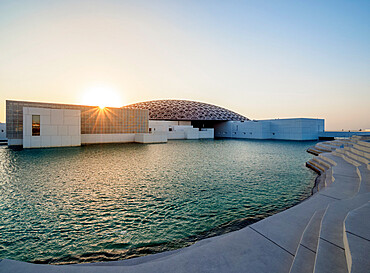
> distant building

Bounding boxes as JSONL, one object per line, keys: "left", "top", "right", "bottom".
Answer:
{"left": 214, "top": 119, "right": 324, "bottom": 141}
{"left": 127, "top": 100, "right": 325, "bottom": 141}
{"left": 6, "top": 99, "right": 327, "bottom": 148}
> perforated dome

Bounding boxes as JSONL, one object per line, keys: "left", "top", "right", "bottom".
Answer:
{"left": 125, "top": 100, "right": 249, "bottom": 121}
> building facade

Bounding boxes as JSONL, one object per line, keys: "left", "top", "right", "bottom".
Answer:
{"left": 6, "top": 100, "right": 149, "bottom": 148}
{"left": 214, "top": 119, "right": 325, "bottom": 141}
{"left": 5, "top": 99, "right": 328, "bottom": 148}
{"left": 128, "top": 100, "right": 325, "bottom": 141}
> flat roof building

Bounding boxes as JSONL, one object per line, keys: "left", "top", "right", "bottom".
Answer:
{"left": 127, "top": 100, "right": 325, "bottom": 141}
{"left": 5, "top": 99, "right": 330, "bottom": 148}
{"left": 6, "top": 100, "right": 149, "bottom": 148}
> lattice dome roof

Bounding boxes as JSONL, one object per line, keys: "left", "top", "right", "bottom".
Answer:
{"left": 124, "top": 100, "right": 249, "bottom": 121}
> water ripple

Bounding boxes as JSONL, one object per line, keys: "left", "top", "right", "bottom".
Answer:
{"left": 0, "top": 139, "right": 317, "bottom": 264}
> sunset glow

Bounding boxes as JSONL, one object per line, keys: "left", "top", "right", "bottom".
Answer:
{"left": 0, "top": 1, "right": 369, "bottom": 130}
{"left": 81, "top": 85, "right": 123, "bottom": 109}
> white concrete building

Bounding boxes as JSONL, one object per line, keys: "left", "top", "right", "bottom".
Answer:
{"left": 214, "top": 118, "right": 325, "bottom": 141}
{"left": 148, "top": 120, "right": 214, "bottom": 140}
{"left": 7, "top": 99, "right": 329, "bottom": 148}
{"left": 23, "top": 107, "right": 81, "bottom": 148}
{"left": 128, "top": 100, "right": 325, "bottom": 141}
{"left": 6, "top": 100, "right": 156, "bottom": 148}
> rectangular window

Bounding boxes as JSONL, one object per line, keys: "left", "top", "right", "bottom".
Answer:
{"left": 32, "top": 115, "right": 40, "bottom": 136}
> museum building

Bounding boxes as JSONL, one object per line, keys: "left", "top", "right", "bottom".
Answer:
{"left": 5, "top": 99, "right": 325, "bottom": 148}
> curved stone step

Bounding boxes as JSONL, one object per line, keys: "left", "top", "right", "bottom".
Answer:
{"left": 308, "top": 147, "right": 321, "bottom": 156}
{"left": 318, "top": 154, "right": 337, "bottom": 166}
{"left": 314, "top": 193, "right": 370, "bottom": 273}
{"left": 309, "top": 159, "right": 327, "bottom": 173}
{"left": 353, "top": 142, "right": 370, "bottom": 153}
{"left": 333, "top": 151, "right": 362, "bottom": 168}
{"left": 316, "top": 147, "right": 332, "bottom": 153}
{"left": 354, "top": 140, "right": 370, "bottom": 148}
{"left": 289, "top": 209, "right": 326, "bottom": 273}
{"left": 324, "top": 167, "right": 334, "bottom": 187}
{"left": 318, "top": 154, "right": 360, "bottom": 200}
{"left": 357, "top": 165, "right": 370, "bottom": 194}
{"left": 312, "top": 157, "right": 331, "bottom": 169}
{"left": 316, "top": 143, "right": 337, "bottom": 151}
{"left": 344, "top": 150, "right": 367, "bottom": 163}
{"left": 250, "top": 193, "right": 336, "bottom": 261}
{"left": 316, "top": 147, "right": 331, "bottom": 153}
{"left": 306, "top": 161, "right": 322, "bottom": 174}
{"left": 341, "top": 151, "right": 370, "bottom": 171}
{"left": 342, "top": 149, "right": 370, "bottom": 166}
{"left": 348, "top": 147, "right": 370, "bottom": 160}
{"left": 343, "top": 202, "right": 370, "bottom": 273}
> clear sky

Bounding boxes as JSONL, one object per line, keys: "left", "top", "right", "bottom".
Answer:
{"left": 0, "top": 0, "right": 369, "bottom": 130}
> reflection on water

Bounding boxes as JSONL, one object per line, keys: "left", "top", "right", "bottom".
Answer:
{"left": 0, "top": 139, "right": 317, "bottom": 264}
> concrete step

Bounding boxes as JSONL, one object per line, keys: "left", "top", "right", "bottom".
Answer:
{"left": 309, "top": 157, "right": 334, "bottom": 190}
{"left": 316, "top": 143, "right": 337, "bottom": 151}
{"left": 317, "top": 155, "right": 336, "bottom": 167}
{"left": 338, "top": 146, "right": 370, "bottom": 161}
{"left": 345, "top": 153, "right": 370, "bottom": 171}
{"left": 330, "top": 152, "right": 369, "bottom": 194}
{"left": 250, "top": 193, "right": 336, "bottom": 261}
{"left": 308, "top": 147, "right": 321, "bottom": 156}
{"left": 332, "top": 151, "right": 362, "bottom": 168}
{"left": 306, "top": 161, "right": 322, "bottom": 174}
{"left": 311, "top": 157, "right": 331, "bottom": 169}
{"left": 353, "top": 142, "right": 370, "bottom": 153}
{"left": 329, "top": 141, "right": 347, "bottom": 147}
{"left": 315, "top": 147, "right": 332, "bottom": 153}
{"left": 343, "top": 202, "right": 370, "bottom": 273}
{"left": 324, "top": 168, "right": 334, "bottom": 187}
{"left": 348, "top": 146, "right": 370, "bottom": 160}
{"left": 345, "top": 151, "right": 369, "bottom": 166}
{"left": 355, "top": 140, "right": 370, "bottom": 148}
{"left": 318, "top": 154, "right": 337, "bottom": 166}
{"left": 318, "top": 154, "right": 360, "bottom": 200}
{"left": 309, "top": 159, "right": 327, "bottom": 173}
{"left": 309, "top": 148, "right": 330, "bottom": 155}
{"left": 314, "top": 193, "right": 370, "bottom": 273}
{"left": 289, "top": 209, "right": 326, "bottom": 273}
{"left": 311, "top": 171, "right": 327, "bottom": 195}
{"left": 357, "top": 165, "right": 370, "bottom": 194}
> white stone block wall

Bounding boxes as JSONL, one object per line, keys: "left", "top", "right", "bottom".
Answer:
{"left": 199, "top": 128, "right": 214, "bottom": 139}
{"left": 149, "top": 120, "right": 215, "bottom": 140}
{"left": 214, "top": 119, "right": 324, "bottom": 140}
{"left": 148, "top": 120, "right": 180, "bottom": 132}
{"left": 185, "top": 128, "right": 199, "bottom": 139}
{"left": 167, "top": 131, "right": 186, "bottom": 139}
{"left": 81, "top": 134, "right": 136, "bottom": 144}
{"left": 134, "top": 133, "right": 167, "bottom": 143}
{"left": 23, "top": 107, "right": 81, "bottom": 148}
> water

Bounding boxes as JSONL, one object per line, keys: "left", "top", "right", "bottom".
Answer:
{"left": 0, "top": 139, "right": 317, "bottom": 264}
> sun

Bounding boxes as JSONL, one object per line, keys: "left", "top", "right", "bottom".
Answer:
{"left": 81, "top": 85, "right": 123, "bottom": 108}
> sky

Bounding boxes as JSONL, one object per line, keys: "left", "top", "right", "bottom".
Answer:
{"left": 0, "top": 0, "right": 369, "bottom": 130}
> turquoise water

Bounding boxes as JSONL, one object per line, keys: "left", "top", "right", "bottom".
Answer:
{"left": 0, "top": 139, "right": 317, "bottom": 264}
